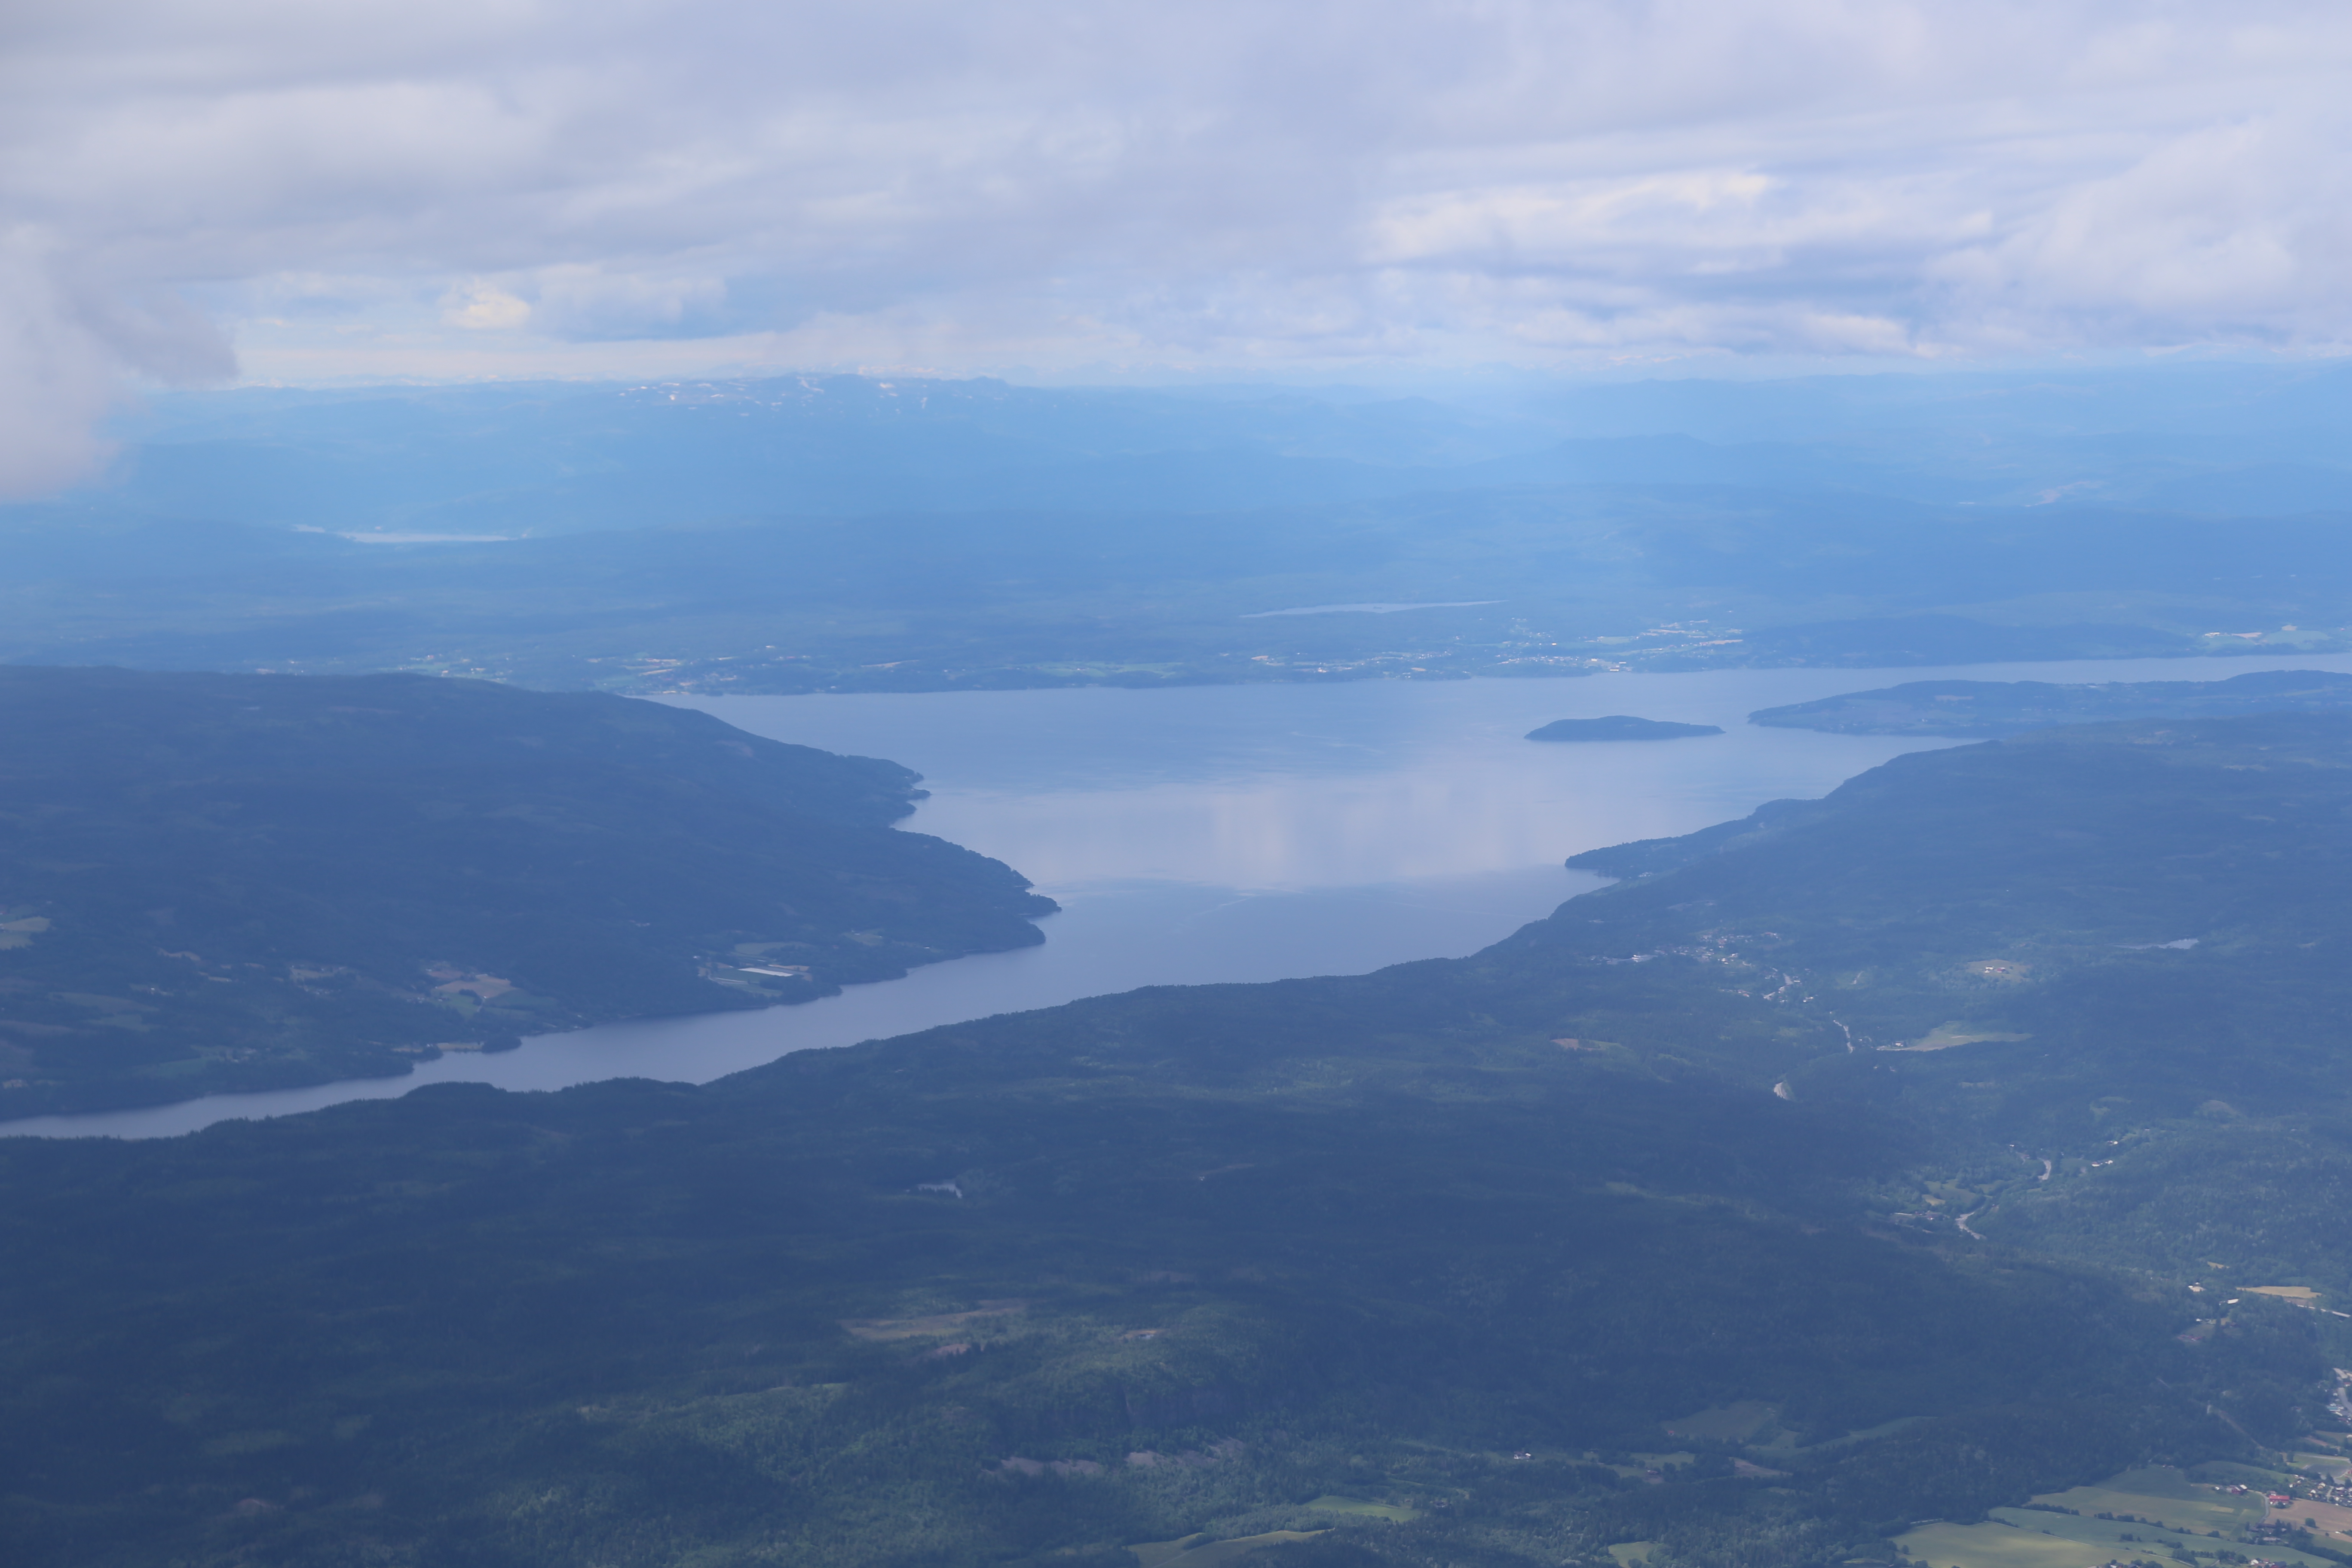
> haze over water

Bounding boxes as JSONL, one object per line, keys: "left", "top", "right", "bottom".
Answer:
{"left": 19, "top": 652, "right": 2352, "bottom": 1140}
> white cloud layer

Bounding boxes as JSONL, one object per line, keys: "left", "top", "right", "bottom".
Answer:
{"left": 5, "top": 0, "right": 2352, "bottom": 489}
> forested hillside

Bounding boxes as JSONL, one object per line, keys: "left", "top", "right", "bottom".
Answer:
{"left": 8, "top": 716, "right": 2352, "bottom": 1565}
{"left": 0, "top": 668, "right": 1052, "bottom": 1115}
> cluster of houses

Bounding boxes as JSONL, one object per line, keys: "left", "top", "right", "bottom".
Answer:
{"left": 2275, "top": 1465, "right": 2352, "bottom": 1510}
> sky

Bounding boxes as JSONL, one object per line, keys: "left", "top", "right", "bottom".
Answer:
{"left": 5, "top": 0, "right": 2352, "bottom": 494}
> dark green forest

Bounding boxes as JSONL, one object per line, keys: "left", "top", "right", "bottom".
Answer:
{"left": 9, "top": 714, "right": 2352, "bottom": 1565}
{"left": 0, "top": 669, "right": 1051, "bottom": 1116}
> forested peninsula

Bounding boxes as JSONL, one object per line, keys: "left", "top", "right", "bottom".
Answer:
{"left": 9, "top": 714, "right": 2352, "bottom": 1566}
{"left": 1749, "top": 666, "right": 2352, "bottom": 736}
{"left": 0, "top": 668, "right": 1053, "bottom": 1116}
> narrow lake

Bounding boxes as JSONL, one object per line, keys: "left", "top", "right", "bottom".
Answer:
{"left": 18, "top": 651, "right": 2352, "bottom": 1140}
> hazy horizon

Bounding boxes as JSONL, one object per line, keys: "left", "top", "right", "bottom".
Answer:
{"left": 11, "top": 1, "right": 2352, "bottom": 496}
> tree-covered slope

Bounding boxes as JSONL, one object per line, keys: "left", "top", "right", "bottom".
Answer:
{"left": 0, "top": 974, "right": 2296, "bottom": 1568}
{"left": 0, "top": 668, "right": 1052, "bottom": 1115}
{"left": 1552, "top": 713, "right": 2352, "bottom": 1131}
{"left": 9, "top": 717, "right": 2352, "bottom": 1565}
{"left": 1551, "top": 711, "right": 2352, "bottom": 1341}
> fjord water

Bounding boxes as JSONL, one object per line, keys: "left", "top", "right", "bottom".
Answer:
{"left": 21, "top": 651, "right": 2352, "bottom": 1140}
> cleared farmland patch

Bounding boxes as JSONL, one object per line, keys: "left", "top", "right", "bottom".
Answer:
{"left": 1128, "top": 1530, "right": 1327, "bottom": 1566}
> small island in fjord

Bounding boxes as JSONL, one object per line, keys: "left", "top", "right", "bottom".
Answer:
{"left": 1526, "top": 714, "right": 1724, "bottom": 741}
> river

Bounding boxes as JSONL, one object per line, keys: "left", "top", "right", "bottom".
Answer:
{"left": 14, "top": 651, "right": 2352, "bottom": 1139}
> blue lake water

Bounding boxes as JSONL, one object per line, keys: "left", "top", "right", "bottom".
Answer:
{"left": 16, "top": 651, "right": 2352, "bottom": 1140}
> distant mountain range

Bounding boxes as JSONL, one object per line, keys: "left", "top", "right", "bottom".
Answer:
{"left": 52, "top": 361, "right": 2352, "bottom": 533}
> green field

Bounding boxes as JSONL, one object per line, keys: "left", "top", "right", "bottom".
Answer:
{"left": 1897, "top": 1521, "right": 2115, "bottom": 1568}
{"left": 1303, "top": 1495, "right": 1420, "bottom": 1522}
{"left": 1899, "top": 1466, "right": 2334, "bottom": 1568}
{"left": 1905, "top": 1509, "right": 2336, "bottom": 1568}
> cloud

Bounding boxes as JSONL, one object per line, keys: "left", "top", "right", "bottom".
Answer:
{"left": 441, "top": 282, "right": 533, "bottom": 331}
{"left": 4, "top": 1, "right": 2352, "bottom": 489}
{"left": 0, "top": 227, "right": 233, "bottom": 495}
{"left": 1932, "top": 115, "right": 2352, "bottom": 343}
